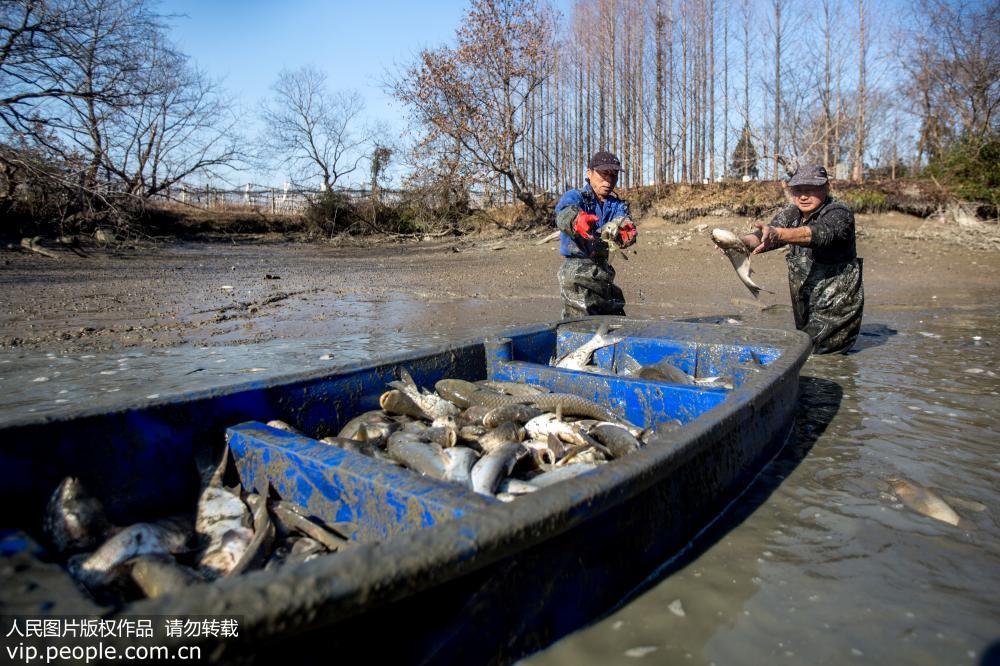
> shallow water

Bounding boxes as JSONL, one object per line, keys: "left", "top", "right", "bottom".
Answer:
{"left": 523, "top": 306, "right": 1000, "bottom": 666}
{"left": 0, "top": 306, "right": 997, "bottom": 665}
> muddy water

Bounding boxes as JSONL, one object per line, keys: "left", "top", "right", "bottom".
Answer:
{"left": 0, "top": 305, "right": 997, "bottom": 665}
{"left": 524, "top": 306, "right": 1000, "bottom": 666}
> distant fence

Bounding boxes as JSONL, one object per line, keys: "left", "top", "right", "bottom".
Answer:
{"left": 152, "top": 184, "right": 522, "bottom": 214}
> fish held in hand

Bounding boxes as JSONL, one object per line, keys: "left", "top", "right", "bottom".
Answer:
{"left": 711, "top": 228, "right": 772, "bottom": 298}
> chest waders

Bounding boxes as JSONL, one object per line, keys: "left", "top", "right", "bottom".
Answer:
{"left": 786, "top": 252, "right": 864, "bottom": 354}
{"left": 558, "top": 257, "right": 626, "bottom": 319}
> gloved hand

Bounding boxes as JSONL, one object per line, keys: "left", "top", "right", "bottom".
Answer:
{"left": 617, "top": 221, "right": 637, "bottom": 248}
{"left": 573, "top": 211, "right": 598, "bottom": 239}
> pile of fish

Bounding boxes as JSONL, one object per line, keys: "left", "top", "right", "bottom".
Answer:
{"left": 271, "top": 369, "right": 649, "bottom": 501}
{"left": 37, "top": 447, "right": 353, "bottom": 607}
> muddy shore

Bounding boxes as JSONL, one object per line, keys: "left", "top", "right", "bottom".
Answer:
{"left": 2, "top": 211, "right": 999, "bottom": 354}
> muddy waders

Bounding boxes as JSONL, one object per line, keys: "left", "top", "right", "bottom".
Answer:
{"left": 558, "top": 256, "right": 626, "bottom": 319}
{"left": 786, "top": 253, "right": 864, "bottom": 354}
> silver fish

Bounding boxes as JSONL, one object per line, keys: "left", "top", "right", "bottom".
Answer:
{"left": 477, "top": 421, "right": 524, "bottom": 453}
{"left": 711, "top": 228, "right": 772, "bottom": 298}
{"left": 130, "top": 555, "right": 203, "bottom": 599}
{"left": 888, "top": 477, "right": 961, "bottom": 526}
{"left": 266, "top": 419, "right": 303, "bottom": 435}
{"left": 43, "top": 477, "right": 111, "bottom": 554}
{"left": 521, "top": 435, "right": 567, "bottom": 468}
{"left": 195, "top": 448, "right": 253, "bottom": 579}
{"left": 319, "top": 435, "right": 387, "bottom": 460}
{"left": 528, "top": 462, "right": 600, "bottom": 488}
{"left": 636, "top": 360, "right": 693, "bottom": 384}
{"left": 443, "top": 446, "right": 480, "bottom": 489}
{"left": 554, "top": 323, "right": 623, "bottom": 370}
{"left": 389, "top": 369, "right": 460, "bottom": 419}
{"left": 496, "top": 478, "right": 540, "bottom": 496}
{"left": 471, "top": 442, "right": 523, "bottom": 495}
{"left": 387, "top": 434, "right": 449, "bottom": 479}
{"left": 336, "top": 410, "right": 398, "bottom": 444}
{"left": 379, "top": 389, "right": 428, "bottom": 420}
{"left": 230, "top": 493, "right": 275, "bottom": 575}
{"left": 557, "top": 444, "right": 610, "bottom": 465}
{"left": 588, "top": 423, "right": 642, "bottom": 458}
{"left": 525, "top": 413, "right": 601, "bottom": 449}
{"left": 72, "top": 519, "right": 191, "bottom": 589}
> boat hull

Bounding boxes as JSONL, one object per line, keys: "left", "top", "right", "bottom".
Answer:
{"left": 0, "top": 317, "right": 811, "bottom": 663}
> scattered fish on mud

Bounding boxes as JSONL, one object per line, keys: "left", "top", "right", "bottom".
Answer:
{"left": 888, "top": 476, "right": 962, "bottom": 526}
{"left": 711, "top": 228, "right": 772, "bottom": 298}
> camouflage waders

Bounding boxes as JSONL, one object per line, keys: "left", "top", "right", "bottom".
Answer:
{"left": 558, "top": 257, "right": 626, "bottom": 319}
{"left": 786, "top": 253, "right": 864, "bottom": 355}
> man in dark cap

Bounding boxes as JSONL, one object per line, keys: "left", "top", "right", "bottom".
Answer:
{"left": 553, "top": 151, "right": 638, "bottom": 318}
{"left": 735, "top": 164, "right": 864, "bottom": 354}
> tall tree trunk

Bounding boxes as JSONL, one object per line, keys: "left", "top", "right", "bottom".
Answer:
{"left": 822, "top": 0, "right": 833, "bottom": 170}
{"left": 655, "top": 0, "right": 665, "bottom": 187}
{"left": 773, "top": 0, "right": 782, "bottom": 180}
{"left": 680, "top": 8, "right": 689, "bottom": 182}
{"left": 742, "top": 0, "right": 751, "bottom": 178}
{"left": 710, "top": 0, "right": 717, "bottom": 181}
{"left": 722, "top": 0, "right": 729, "bottom": 178}
{"left": 852, "top": 0, "right": 866, "bottom": 182}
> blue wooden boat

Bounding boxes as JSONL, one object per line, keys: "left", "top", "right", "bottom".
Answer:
{"left": 0, "top": 317, "right": 810, "bottom": 664}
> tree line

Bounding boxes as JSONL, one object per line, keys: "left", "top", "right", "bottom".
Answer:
{"left": 1, "top": 0, "right": 997, "bottom": 231}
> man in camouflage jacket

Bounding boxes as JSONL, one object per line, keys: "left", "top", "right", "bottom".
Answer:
{"left": 740, "top": 164, "right": 865, "bottom": 354}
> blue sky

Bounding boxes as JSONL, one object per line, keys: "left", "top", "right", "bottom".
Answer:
{"left": 163, "top": 1, "right": 475, "bottom": 183}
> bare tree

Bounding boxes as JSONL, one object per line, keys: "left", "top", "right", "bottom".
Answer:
{"left": 101, "top": 54, "right": 243, "bottom": 198}
{"left": 262, "top": 65, "right": 369, "bottom": 191}
{"left": 389, "top": 0, "right": 555, "bottom": 210}
{"left": 0, "top": 0, "right": 243, "bottom": 228}
{"left": 903, "top": 0, "right": 1000, "bottom": 163}
{"left": 770, "top": 0, "right": 788, "bottom": 179}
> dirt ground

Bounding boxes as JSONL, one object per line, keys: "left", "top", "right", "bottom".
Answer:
{"left": 2, "top": 210, "right": 999, "bottom": 354}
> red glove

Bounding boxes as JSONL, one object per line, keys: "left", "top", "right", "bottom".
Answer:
{"left": 618, "top": 221, "right": 637, "bottom": 247}
{"left": 573, "top": 211, "right": 598, "bottom": 239}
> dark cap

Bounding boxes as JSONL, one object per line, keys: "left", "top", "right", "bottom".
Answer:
{"left": 787, "top": 164, "right": 829, "bottom": 187}
{"left": 588, "top": 151, "right": 623, "bottom": 172}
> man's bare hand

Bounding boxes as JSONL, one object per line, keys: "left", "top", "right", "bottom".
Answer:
{"left": 752, "top": 223, "right": 781, "bottom": 255}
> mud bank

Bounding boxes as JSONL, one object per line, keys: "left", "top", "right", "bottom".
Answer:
{"left": 1, "top": 212, "right": 998, "bottom": 354}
